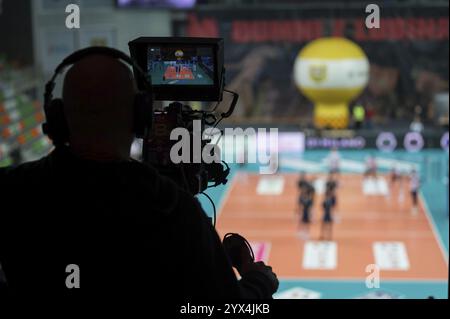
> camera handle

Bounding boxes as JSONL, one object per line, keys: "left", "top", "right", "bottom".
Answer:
{"left": 221, "top": 89, "right": 239, "bottom": 119}
{"left": 222, "top": 233, "right": 255, "bottom": 275}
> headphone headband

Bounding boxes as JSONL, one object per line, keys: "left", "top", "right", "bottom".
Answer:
{"left": 49, "top": 46, "right": 151, "bottom": 89}
{"left": 43, "top": 46, "right": 154, "bottom": 145}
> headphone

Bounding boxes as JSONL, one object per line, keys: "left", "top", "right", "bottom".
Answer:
{"left": 42, "top": 46, "right": 154, "bottom": 146}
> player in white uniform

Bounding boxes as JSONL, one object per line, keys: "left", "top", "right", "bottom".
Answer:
{"left": 327, "top": 147, "right": 341, "bottom": 175}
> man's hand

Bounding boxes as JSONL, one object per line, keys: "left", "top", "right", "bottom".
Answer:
{"left": 222, "top": 233, "right": 279, "bottom": 297}
{"left": 240, "top": 261, "right": 279, "bottom": 294}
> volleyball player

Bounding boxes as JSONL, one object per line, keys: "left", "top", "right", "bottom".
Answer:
{"left": 298, "top": 185, "right": 314, "bottom": 239}
{"left": 297, "top": 171, "right": 308, "bottom": 189}
{"left": 409, "top": 169, "right": 420, "bottom": 215}
{"left": 320, "top": 189, "right": 334, "bottom": 241}
{"left": 390, "top": 165, "right": 401, "bottom": 185}
{"left": 326, "top": 172, "right": 339, "bottom": 221}
{"left": 327, "top": 147, "right": 341, "bottom": 176}
{"left": 364, "top": 155, "right": 377, "bottom": 179}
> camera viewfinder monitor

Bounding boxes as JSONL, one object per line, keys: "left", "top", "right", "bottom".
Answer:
{"left": 129, "top": 37, "right": 224, "bottom": 101}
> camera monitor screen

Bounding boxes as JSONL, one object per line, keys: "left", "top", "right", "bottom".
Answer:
{"left": 147, "top": 46, "right": 215, "bottom": 86}
{"left": 129, "top": 37, "right": 224, "bottom": 101}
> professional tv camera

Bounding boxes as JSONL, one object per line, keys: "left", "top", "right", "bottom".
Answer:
{"left": 128, "top": 37, "right": 238, "bottom": 196}
{"left": 129, "top": 38, "right": 258, "bottom": 275}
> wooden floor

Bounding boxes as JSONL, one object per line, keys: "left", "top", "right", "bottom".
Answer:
{"left": 216, "top": 172, "right": 448, "bottom": 280}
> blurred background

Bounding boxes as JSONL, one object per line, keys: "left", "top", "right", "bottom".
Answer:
{"left": 0, "top": 0, "right": 448, "bottom": 164}
{"left": 0, "top": 0, "right": 448, "bottom": 299}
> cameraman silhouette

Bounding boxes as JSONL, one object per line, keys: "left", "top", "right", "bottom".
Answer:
{"left": 0, "top": 48, "right": 278, "bottom": 300}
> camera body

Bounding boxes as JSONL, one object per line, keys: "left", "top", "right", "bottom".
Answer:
{"left": 144, "top": 101, "right": 226, "bottom": 195}
{"left": 128, "top": 37, "right": 234, "bottom": 195}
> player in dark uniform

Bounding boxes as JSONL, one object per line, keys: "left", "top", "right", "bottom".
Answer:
{"left": 409, "top": 169, "right": 420, "bottom": 215}
{"left": 297, "top": 172, "right": 308, "bottom": 190}
{"left": 175, "top": 59, "right": 182, "bottom": 78}
{"left": 320, "top": 189, "right": 334, "bottom": 241}
{"left": 326, "top": 173, "right": 338, "bottom": 205}
{"left": 297, "top": 183, "right": 314, "bottom": 239}
{"left": 297, "top": 172, "right": 315, "bottom": 239}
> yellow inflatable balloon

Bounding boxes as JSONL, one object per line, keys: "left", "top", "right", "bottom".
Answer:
{"left": 294, "top": 37, "right": 369, "bottom": 129}
{"left": 175, "top": 50, "right": 184, "bottom": 58}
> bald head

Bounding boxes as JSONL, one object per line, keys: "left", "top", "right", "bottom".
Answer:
{"left": 63, "top": 55, "right": 136, "bottom": 161}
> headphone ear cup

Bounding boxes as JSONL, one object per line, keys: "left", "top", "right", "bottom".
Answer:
{"left": 42, "top": 98, "right": 70, "bottom": 145}
{"left": 133, "top": 92, "right": 153, "bottom": 138}
{"left": 205, "top": 162, "right": 229, "bottom": 187}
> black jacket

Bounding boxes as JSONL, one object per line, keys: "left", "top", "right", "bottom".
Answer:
{"left": 0, "top": 146, "right": 271, "bottom": 300}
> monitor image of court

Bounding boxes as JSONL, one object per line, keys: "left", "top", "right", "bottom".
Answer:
{"left": 147, "top": 46, "right": 214, "bottom": 85}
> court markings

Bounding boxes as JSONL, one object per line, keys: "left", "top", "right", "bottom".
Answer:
{"left": 354, "top": 290, "right": 404, "bottom": 299}
{"left": 362, "top": 177, "right": 389, "bottom": 196}
{"left": 313, "top": 178, "right": 326, "bottom": 194}
{"left": 217, "top": 173, "right": 448, "bottom": 282}
{"left": 274, "top": 286, "right": 322, "bottom": 299}
{"left": 373, "top": 242, "right": 410, "bottom": 270}
{"left": 419, "top": 192, "right": 449, "bottom": 264}
{"left": 256, "top": 176, "right": 285, "bottom": 195}
{"left": 302, "top": 241, "right": 337, "bottom": 270}
{"left": 303, "top": 241, "right": 411, "bottom": 272}
{"left": 232, "top": 229, "right": 434, "bottom": 238}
